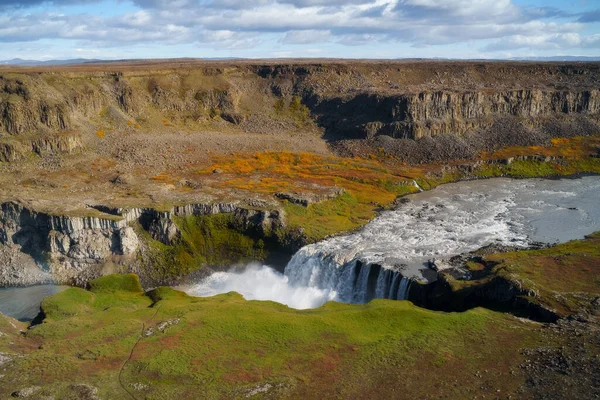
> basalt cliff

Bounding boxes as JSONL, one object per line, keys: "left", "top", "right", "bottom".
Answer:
{"left": 0, "top": 59, "right": 599, "bottom": 286}
{"left": 1, "top": 60, "right": 599, "bottom": 162}
{"left": 0, "top": 200, "right": 285, "bottom": 286}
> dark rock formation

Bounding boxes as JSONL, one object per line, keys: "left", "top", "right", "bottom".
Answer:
{"left": 274, "top": 187, "right": 344, "bottom": 207}
{"left": 410, "top": 257, "right": 559, "bottom": 322}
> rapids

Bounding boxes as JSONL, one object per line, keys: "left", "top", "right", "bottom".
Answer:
{"left": 185, "top": 176, "right": 600, "bottom": 310}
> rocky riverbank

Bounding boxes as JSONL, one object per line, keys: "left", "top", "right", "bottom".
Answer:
{"left": 408, "top": 232, "right": 600, "bottom": 322}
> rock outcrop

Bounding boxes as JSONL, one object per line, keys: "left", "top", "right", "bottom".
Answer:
{"left": 0, "top": 141, "right": 19, "bottom": 162}
{"left": 1, "top": 61, "right": 599, "bottom": 163}
{"left": 0, "top": 201, "right": 285, "bottom": 286}
{"left": 275, "top": 187, "right": 345, "bottom": 207}
{"left": 312, "top": 89, "right": 600, "bottom": 140}
{"left": 0, "top": 72, "right": 240, "bottom": 137}
{"left": 409, "top": 253, "right": 560, "bottom": 323}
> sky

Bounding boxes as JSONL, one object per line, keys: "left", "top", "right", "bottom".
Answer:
{"left": 0, "top": 0, "right": 599, "bottom": 60}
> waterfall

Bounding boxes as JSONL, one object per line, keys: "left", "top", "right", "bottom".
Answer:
{"left": 413, "top": 180, "right": 424, "bottom": 192}
{"left": 284, "top": 249, "right": 411, "bottom": 304}
{"left": 186, "top": 176, "right": 600, "bottom": 310}
{"left": 397, "top": 277, "right": 411, "bottom": 301}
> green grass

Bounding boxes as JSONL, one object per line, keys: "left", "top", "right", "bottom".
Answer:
{"left": 282, "top": 192, "right": 377, "bottom": 241}
{"left": 486, "top": 232, "right": 600, "bottom": 316}
{"left": 443, "top": 232, "right": 600, "bottom": 317}
{"left": 89, "top": 274, "right": 144, "bottom": 294}
{"left": 0, "top": 274, "right": 538, "bottom": 399}
{"left": 475, "top": 158, "right": 600, "bottom": 179}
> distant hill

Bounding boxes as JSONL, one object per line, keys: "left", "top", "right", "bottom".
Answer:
{"left": 0, "top": 58, "right": 101, "bottom": 66}
{"left": 0, "top": 57, "right": 243, "bottom": 66}
{"left": 2, "top": 56, "right": 599, "bottom": 67}
{"left": 508, "top": 56, "right": 600, "bottom": 62}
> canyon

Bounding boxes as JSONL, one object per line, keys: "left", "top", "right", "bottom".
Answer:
{"left": 0, "top": 59, "right": 598, "bottom": 399}
{"left": 1, "top": 60, "right": 600, "bottom": 287}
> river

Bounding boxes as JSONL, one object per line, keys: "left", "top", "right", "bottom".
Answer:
{"left": 2, "top": 176, "right": 599, "bottom": 319}
{"left": 185, "top": 175, "right": 600, "bottom": 310}
{"left": 0, "top": 285, "right": 68, "bottom": 322}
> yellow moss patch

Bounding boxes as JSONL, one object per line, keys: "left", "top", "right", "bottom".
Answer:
{"left": 199, "top": 152, "right": 417, "bottom": 241}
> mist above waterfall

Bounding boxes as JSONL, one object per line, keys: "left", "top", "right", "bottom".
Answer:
{"left": 185, "top": 176, "right": 600, "bottom": 310}
{"left": 185, "top": 262, "right": 411, "bottom": 310}
{"left": 185, "top": 264, "right": 337, "bottom": 309}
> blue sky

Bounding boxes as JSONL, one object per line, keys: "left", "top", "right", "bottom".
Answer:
{"left": 0, "top": 0, "right": 599, "bottom": 60}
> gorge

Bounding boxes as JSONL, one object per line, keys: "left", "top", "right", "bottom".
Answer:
{"left": 0, "top": 60, "right": 599, "bottom": 399}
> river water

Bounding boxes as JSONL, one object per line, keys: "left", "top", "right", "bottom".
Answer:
{"left": 185, "top": 176, "right": 600, "bottom": 310}
{"left": 2, "top": 176, "right": 598, "bottom": 318}
{"left": 0, "top": 285, "right": 68, "bottom": 322}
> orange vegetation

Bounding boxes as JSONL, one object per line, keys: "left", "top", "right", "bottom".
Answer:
{"left": 199, "top": 151, "right": 412, "bottom": 203}
{"left": 480, "top": 136, "right": 600, "bottom": 160}
{"left": 152, "top": 172, "right": 175, "bottom": 185}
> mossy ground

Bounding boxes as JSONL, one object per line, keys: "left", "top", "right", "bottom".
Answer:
{"left": 0, "top": 274, "right": 539, "bottom": 399}
{"left": 449, "top": 232, "right": 600, "bottom": 317}
{"left": 486, "top": 232, "right": 600, "bottom": 316}
{"left": 135, "top": 214, "right": 269, "bottom": 282}
{"left": 475, "top": 136, "right": 600, "bottom": 178}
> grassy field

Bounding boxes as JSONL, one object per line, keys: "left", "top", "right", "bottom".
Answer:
{"left": 0, "top": 274, "right": 540, "bottom": 399}
{"left": 443, "top": 232, "right": 600, "bottom": 318}
{"left": 0, "top": 233, "right": 599, "bottom": 398}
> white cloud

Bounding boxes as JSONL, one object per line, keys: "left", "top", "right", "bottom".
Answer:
{"left": 0, "top": 0, "right": 598, "bottom": 56}
{"left": 483, "top": 32, "right": 600, "bottom": 52}
{"left": 280, "top": 30, "right": 331, "bottom": 44}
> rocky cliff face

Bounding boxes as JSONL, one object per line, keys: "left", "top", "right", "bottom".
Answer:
{"left": 1, "top": 61, "right": 599, "bottom": 160}
{"left": 414, "top": 272, "right": 559, "bottom": 323}
{"left": 0, "top": 72, "right": 240, "bottom": 137}
{"left": 312, "top": 89, "right": 600, "bottom": 140}
{"left": 0, "top": 201, "right": 285, "bottom": 286}
{"left": 406, "top": 251, "right": 562, "bottom": 323}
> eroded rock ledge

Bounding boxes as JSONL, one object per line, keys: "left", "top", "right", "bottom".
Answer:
{"left": 0, "top": 201, "right": 285, "bottom": 286}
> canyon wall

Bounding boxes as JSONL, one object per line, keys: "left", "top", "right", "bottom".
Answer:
{"left": 0, "top": 201, "right": 285, "bottom": 286}
{"left": 1, "top": 61, "right": 599, "bottom": 161}
{"left": 1, "top": 60, "right": 599, "bottom": 286}
{"left": 311, "top": 89, "right": 600, "bottom": 140}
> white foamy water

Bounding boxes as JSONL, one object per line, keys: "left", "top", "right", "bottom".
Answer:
{"left": 187, "top": 264, "right": 336, "bottom": 309}
{"left": 186, "top": 176, "right": 600, "bottom": 309}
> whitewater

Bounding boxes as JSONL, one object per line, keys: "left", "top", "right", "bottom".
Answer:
{"left": 184, "top": 176, "right": 600, "bottom": 310}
